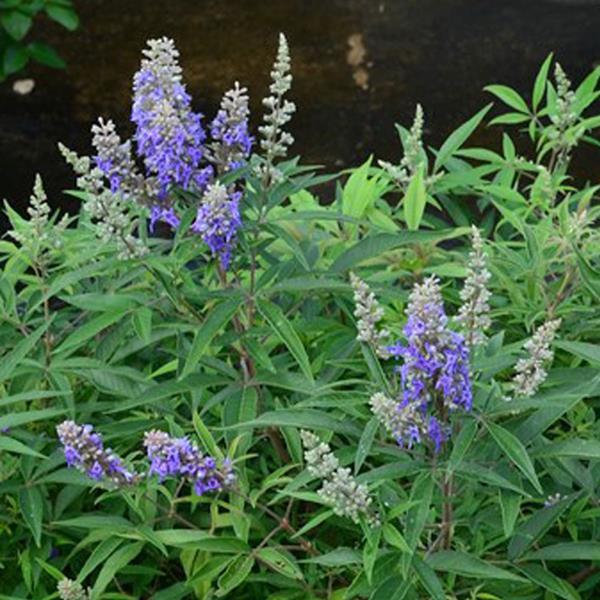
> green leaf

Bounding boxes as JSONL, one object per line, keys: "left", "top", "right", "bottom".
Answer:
{"left": 499, "top": 490, "right": 521, "bottom": 538}
{"left": 534, "top": 438, "right": 600, "bottom": 460}
{"left": 412, "top": 556, "right": 445, "bottom": 600}
{"left": 516, "top": 564, "right": 579, "bottom": 600}
{"left": 434, "top": 104, "right": 491, "bottom": 172}
{"left": 19, "top": 486, "right": 43, "bottom": 547}
{"left": 533, "top": 53, "right": 553, "bottom": 110}
{"left": 3, "top": 44, "right": 28, "bottom": 75}
{"left": 556, "top": 340, "right": 600, "bottom": 364}
{"left": 405, "top": 472, "right": 433, "bottom": 551}
{"left": 508, "top": 495, "right": 572, "bottom": 560}
{"left": 0, "top": 318, "right": 53, "bottom": 384}
{"left": 231, "top": 408, "right": 362, "bottom": 437}
{"left": 382, "top": 523, "right": 410, "bottom": 553}
{"left": 427, "top": 550, "right": 526, "bottom": 582}
{"left": 403, "top": 166, "right": 427, "bottom": 231}
{"left": 54, "top": 311, "right": 124, "bottom": 354}
{"left": 132, "top": 306, "right": 153, "bottom": 343}
{"left": 355, "top": 416, "right": 378, "bottom": 474}
{"left": 486, "top": 422, "right": 542, "bottom": 494}
{"left": 526, "top": 542, "right": 600, "bottom": 561}
{"left": 181, "top": 298, "right": 241, "bottom": 378}
{"left": 329, "top": 228, "right": 467, "bottom": 272}
{"left": 256, "top": 548, "right": 304, "bottom": 580}
{"left": 45, "top": 5, "right": 79, "bottom": 30}
{"left": 303, "top": 548, "right": 362, "bottom": 566}
{"left": 485, "top": 84, "right": 529, "bottom": 113}
{"left": 91, "top": 541, "right": 144, "bottom": 599}
{"left": 78, "top": 537, "right": 124, "bottom": 582}
{"left": 0, "top": 408, "right": 65, "bottom": 431}
{"left": 1, "top": 10, "right": 32, "bottom": 40}
{"left": 216, "top": 555, "right": 254, "bottom": 597}
{"left": 574, "top": 245, "right": 600, "bottom": 299}
{"left": 27, "top": 41, "right": 66, "bottom": 69}
{"left": 0, "top": 436, "right": 45, "bottom": 458}
{"left": 257, "top": 299, "right": 313, "bottom": 382}
{"left": 448, "top": 420, "right": 477, "bottom": 472}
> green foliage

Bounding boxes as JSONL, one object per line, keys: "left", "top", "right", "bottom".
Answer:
{"left": 1, "top": 54, "right": 600, "bottom": 599}
{"left": 0, "top": 0, "right": 78, "bottom": 80}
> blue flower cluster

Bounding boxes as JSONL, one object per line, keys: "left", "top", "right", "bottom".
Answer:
{"left": 91, "top": 37, "right": 254, "bottom": 268}
{"left": 144, "top": 430, "right": 235, "bottom": 496}
{"left": 386, "top": 276, "right": 472, "bottom": 452}
{"left": 56, "top": 421, "right": 137, "bottom": 486}
{"left": 191, "top": 183, "right": 242, "bottom": 268}
{"left": 57, "top": 421, "right": 234, "bottom": 497}
{"left": 131, "top": 37, "right": 210, "bottom": 198}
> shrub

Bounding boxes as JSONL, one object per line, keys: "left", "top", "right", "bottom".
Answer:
{"left": 1, "top": 35, "right": 599, "bottom": 599}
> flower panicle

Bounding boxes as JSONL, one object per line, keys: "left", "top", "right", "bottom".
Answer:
{"left": 144, "top": 429, "right": 235, "bottom": 496}
{"left": 300, "top": 430, "right": 379, "bottom": 526}
{"left": 456, "top": 225, "right": 492, "bottom": 347}
{"left": 258, "top": 33, "right": 296, "bottom": 183}
{"left": 191, "top": 181, "right": 242, "bottom": 269}
{"left": 91, "top": 117, "right": 156, "bottom": 202}
{"left": 378, "top": 103, "right": 425, "bottom": 188}
{"left": 57, "top": 579, "right": 91, "bottom": 600}
{"left": 209, "top": 81, "right": 253, "bottom": 174}
{"left": 512, "top": 318, "right": 561, "bottom": 398}
{"left": 350, "top": 272, "right": 389, "bottom": 357}
{"left": 384, "top": 276, "right": 471, "bottom": 451}
{"left": 132, "top": 37, "right": 210, "bottom": 200}
{"left": 59, "top": 142, "right": 147, "bottom": 259}
{"left": 56, "top": 420, "right": 138, "bottom": 487}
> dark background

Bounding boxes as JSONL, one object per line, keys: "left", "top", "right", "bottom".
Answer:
{"left": 2, "top": 0, "right": 600, "bottom": 219}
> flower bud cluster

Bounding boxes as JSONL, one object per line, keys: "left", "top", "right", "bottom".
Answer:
{"left": 456, "top": 226, "right": 492, "bottom": 347}
{"left": 57, "top": 579, "right": 91, "bottom": 600}
{"left": 512, "top": 318, "right": 561, "bottom": 397}
{"left": 350, "top": 273, "right": 389, "bottom": 356}
{"left": 258, "top": 33, "right": 296, "bottom": 184}
{"left": 300, "top": 430, "right": 378, "bottom": 525}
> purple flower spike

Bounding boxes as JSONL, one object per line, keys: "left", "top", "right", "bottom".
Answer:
{"left": 132, "top": 37, "right": 208, "bottom": 198}
{"left": 144, "top": 430, "right": 235, "bottom": 496}
{"left": 374, "top": 277, "right": 472, "bottom": 453}
{"left": 191, "top": 182, "right": 242, "bottom": 269}
{"left": 56, "top": 420, "right": 138, "bottom": 487}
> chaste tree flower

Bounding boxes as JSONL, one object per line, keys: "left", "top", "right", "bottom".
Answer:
{"left": 378, "top": 103, "right": 424, "bottom": 189}
{"left": 8, "top": 174, "right": 68, "bottom": 256}
{"left": 512, "top": 318, "right": 561, "bottom": 398}
{"left": 209, "top": 81, "right": 253, "bottom": 174}
{"left": 383, "top": 276, "right": 472, "bottom": 452}
{"left": 56, "top": 421, "right": 138, "bottom": 486}
{"left": 456, "top": 226, "right": 492, "bottom": 348}
{"left": 57, "top": 579, "right": 91, "bottom": 600}
{"left": 191, "top": 181, "right": 242, "bottom": 269}
{"left": 258, "top": 33, "right": 296, "bottom": 184}
{"left": 144, "top": 430, "right": 235, "bottom": 496}
{"left": 59, "top": 143, "right": 148, "bottom": 259}
{"left": 350, "top": 272, "right": 389, "bottom": 357}
{"left": 300, "top": 430, "right": 379, "bottom": 525}
{"left": 132, "top": 37, "right": 212, "bottom": 215}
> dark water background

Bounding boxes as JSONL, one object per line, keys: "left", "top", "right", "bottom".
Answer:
{"left": 2, "top": 0, "right": 600, "bottom": 221}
